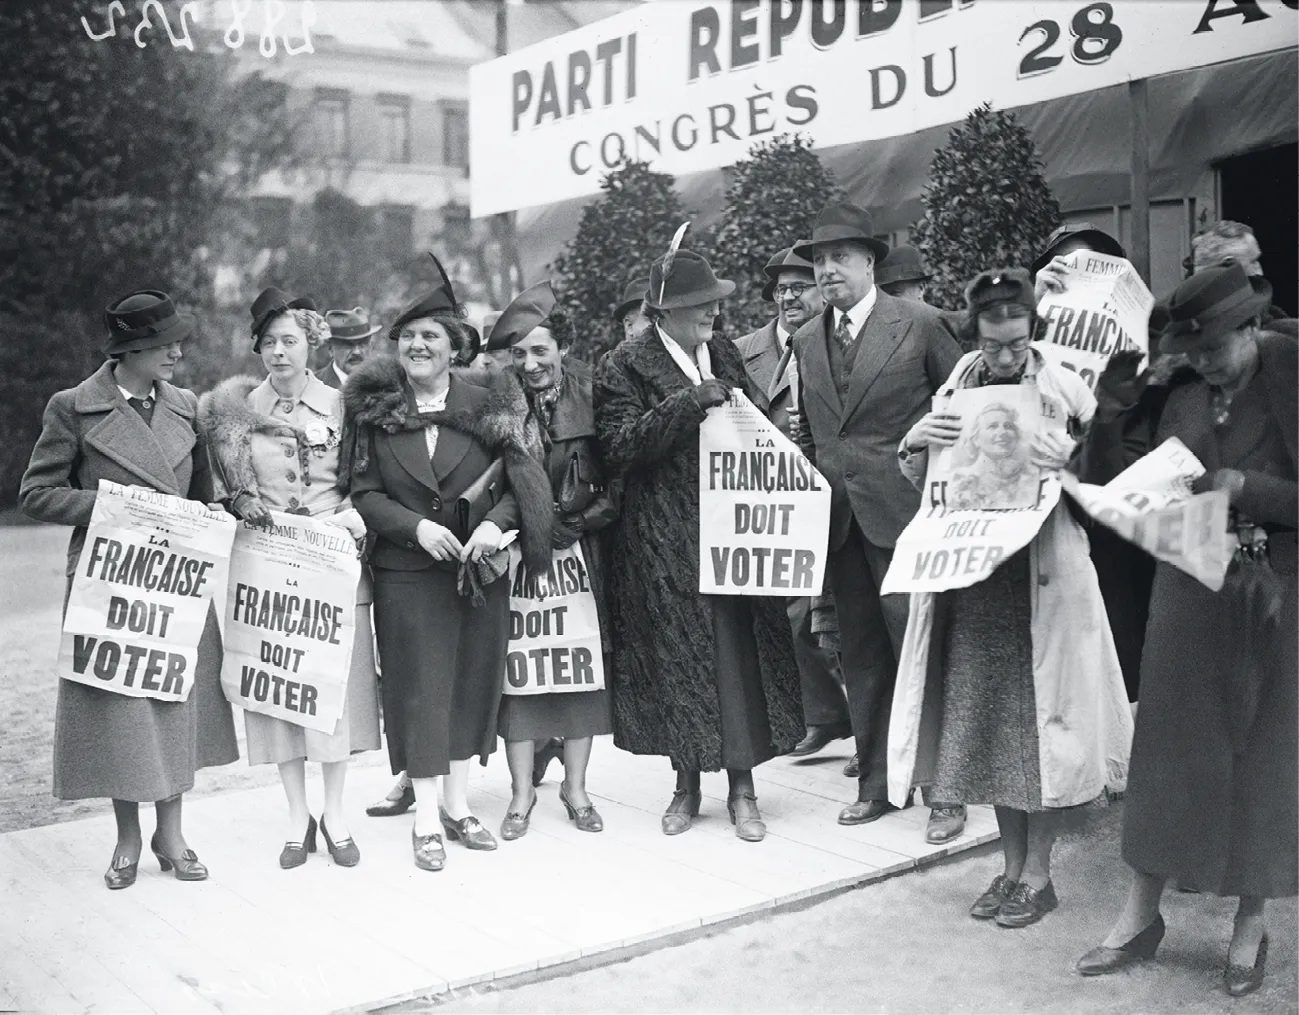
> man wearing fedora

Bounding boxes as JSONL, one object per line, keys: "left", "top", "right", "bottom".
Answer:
{"left": 735, "top": 244, "right": 851, "bottom": 758}
{"left": 877, "top": 245, "right": 963, "bottom": 348}
{"left": 612, "top": 276, "right": 650, "bottom": 348}
{"left": 316, "top": 307, "right": 380, "bottom": 390}
{"left": 791, "top": 202, "right": 962, "bottom": 829}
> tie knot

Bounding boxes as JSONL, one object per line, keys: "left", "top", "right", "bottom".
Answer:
{"left": 835, "top": 314, "right": 855, "bottom": 351}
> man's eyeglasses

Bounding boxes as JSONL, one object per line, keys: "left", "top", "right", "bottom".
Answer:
{"left": 980, "top": 337, "right": 1032, "bottom": 356}
{"left": 773, "top": 283, "right": 816, "bottom": 300}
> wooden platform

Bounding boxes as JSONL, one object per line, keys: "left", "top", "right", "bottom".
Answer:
{"left": 0, "top": 737, "right": 997, "bottom": 1014}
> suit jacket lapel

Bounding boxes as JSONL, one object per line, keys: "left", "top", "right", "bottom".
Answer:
{"left": 768, "top": 340, "right": 794, "bottom": 405}
{"left": 431, "top": 376, "right": 474, "bottom": 481}
{"left": 798, "top": 311, "right": 841, "bottom": 416}
{"left": 842, "top": 295, "right": 908, "bottom": 425}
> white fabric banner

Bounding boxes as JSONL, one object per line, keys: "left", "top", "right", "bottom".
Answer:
{"left": 503, "top": 542, "right": 606, "bottom": 695}
{"left": 220, "top": 511, "right": 362, "bottom": 733}
{"left": 882, "top": 386, "right": 1061, "bottom": 594}
{"left": 699, "top": 390, "right": 830, "bottom": 596}
{"left": 58, "top": 481, "right": 236, "bottom": 702}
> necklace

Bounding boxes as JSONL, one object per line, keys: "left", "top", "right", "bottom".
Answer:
{"left": 1211, "top": 387, "right": 1234, "bottom": 426}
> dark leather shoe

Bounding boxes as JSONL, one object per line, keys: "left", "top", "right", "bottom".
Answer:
{"left": 279, "top": 815, "right": 318, "bottom": 869}
{"left": 1077, "top": 915, "right": 1165, "bottom": 975}
{"left": 926, "top": 804, "right": 967, "bottom": 844}
{"left": 970, "top": 874, "right": 1017, "bottom": 919}
{"left": 842, "top": 753, "right": 860, "bottom": 779}
{"left": 532, "top": 738, "right": 565, "bottom": 788}
{"left": 439, "top": 808, "right": 498, "bottom": 850}
{"left": 1224, "top": 933, "right": 1268, "bottom": 997}
{"left": 320, "top": 817, "right": 360, "bottom": 867}
{"left": 104, "top": 852, "right": 139, "bottom": 890}
{"left": 365, "top": 783, "right": 414, "bottom": 818}
{"left": 996, "top": 880, "right": 1059, "bottom": 928}
{"left": 727, "top": 791, "right": 767, "bottom": 842}
{"left": 150, "top": 833, "right": 208, "bottom": 882}
{"left": 661, "top": 789, "right": 701, "bottom": 835}
{"left": 789, "top": 723, "right": 851, "bottom": 758}
{"left": 411, "top": 829, "right": 445, "bottom": 871}
{"left": 500, "top": 793, "right": 538, "bottom": 840}
{"left": 559, "top": 784, "right": 604, "bottom": 832}
{"left": 838, "top": 798, "right": 897, "bottom": 825}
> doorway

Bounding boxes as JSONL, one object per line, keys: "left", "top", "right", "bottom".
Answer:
{"left": 1218, "top": 143, "right": 1298, "bottom": 316}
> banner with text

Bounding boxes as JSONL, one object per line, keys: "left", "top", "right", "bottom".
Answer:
{"left": 58, "top": 481, "right": 236, "bottom": 702}
{"left": 469, "top": 1, "right": 1296, "bottom": 214}
{"left": 503, "top": 542, "right": 605, "bottom": 695}
{"left": 882, "top": 386, "right": 1061, "bottom": 595}
{"left": 1035, "top": 251, "right": 1154, "bottom": 390}
{"left": 1060, "top": 437, "right": 1233, "bottom": 590}
{"left": 221, "top": 512, "right": 362, "bottom": 733}
{"left": 699, "top": 391, "right": 830, "bottom": 597}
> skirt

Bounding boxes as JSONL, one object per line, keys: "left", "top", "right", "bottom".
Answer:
{"left": 929, "top": 548, "right": 1043, "bottom": 812}
{"left": 498, "top": 682, "right": 613, "bottom": 741}
{"left": 53, "top": 597, "right": 239, "bottom": 802}
{"left": 711, "top": 594, "right": 776, "bottom": 771}
{"left": 371, "top": 565, "right": 507, "bottom": 778}
{"left": 245, "top": 606, "right": 382, "bottom": 765}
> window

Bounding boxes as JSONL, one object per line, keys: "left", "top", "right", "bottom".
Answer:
{"left": 376, "top": 205, "right": 415, "bottom": 262}
{"left": 442, "top": 105, "right": 468, "bottom": 171}
{"left": 378, "top": 95, "right": 411, "bottom": 164}
{"left": 314, "top": 89, "right": 350, "bottom": 159}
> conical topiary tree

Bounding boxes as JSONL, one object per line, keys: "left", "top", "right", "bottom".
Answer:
{"left": 910, "top": 104, "right": 1061, "bottom": 310}
{"left": 711, "top": 134, "right": 843, "bottom": 336}
{"left": 552, "top": 160, "right": 700, "bottom": 362}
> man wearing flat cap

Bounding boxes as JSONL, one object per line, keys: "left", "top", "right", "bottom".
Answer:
{"left": 735, "top": 245, "right": 850, "bottom": 758}
{"left": 792, "top": 201, "right": 963, "bottom": 829}
{"left": 318, "top": 307, "right": 380, "bottom": 390}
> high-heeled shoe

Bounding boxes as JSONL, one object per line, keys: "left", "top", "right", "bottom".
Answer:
{"left": 727, "top": 791, "right": 767, "bottom": 842}
{"left": 559, "top": 784, "right": 604, "bottom": 833}
{"left": 150, "top": 832, "right": 208, "bottom": 881}
{"left": 661, "top": 788, "right": 701, "bottom": 836}
{"left": 103, "top": 852, "right": 139, "bottom": 890}
{"left": 411, "top": 829, "right": 445, "bottom": 871}
{"left": 320, "top": 817, "right": 360, "bottom": 867}
{"left": 1076, "top": 914, "right": 1165, "bottom": 975}
{"left": 1224, "top": 933, "right": 1268, "bottom": 997}
{"left": 439, "top": 807, "right": 498, "bottom": 850}
{"left": 500, "top": 793, "right": 537, "bottom": 840}
{"left": 532, "top": 738, "right": 564, "bottom": 788}
{"left": 279, "top": 815, "right": 318, "bottom": 869}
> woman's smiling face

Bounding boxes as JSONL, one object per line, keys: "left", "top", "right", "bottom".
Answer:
{"left": 976, "top": 408, "right": 1020, "bottom": 460}
{"left": 397, "top": 317, "right": 453, "bottom": 383}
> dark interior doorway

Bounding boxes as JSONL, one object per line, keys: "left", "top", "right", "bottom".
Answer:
{"left": 1218, "top": 142, "right": 1298, "bottom": 317}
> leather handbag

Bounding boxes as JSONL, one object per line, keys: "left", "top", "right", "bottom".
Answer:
{"left": 454, "top": 458, "right": 506, "bottom": 535}
{"left": 558, "top": 448, "right": 602, "bottom": 514}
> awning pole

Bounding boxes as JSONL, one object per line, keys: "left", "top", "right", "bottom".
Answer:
{"left": 1129, "top": 78, "right": 1151, "bottom": 285}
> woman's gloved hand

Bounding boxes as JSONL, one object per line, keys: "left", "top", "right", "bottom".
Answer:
{"left": 691, "top": 379, "right": 731, "bottom": 411}
{"left": 233, "top": 492, "right": 272, "bottom": 526}
{"left": 552, "top": 510, "right": 584, "bottom": 549}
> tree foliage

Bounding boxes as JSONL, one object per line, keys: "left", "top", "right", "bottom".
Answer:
{"left": 711, "top": 135, "right": 843, "bottom": 336}
{"left": 910, "top": 104, "right": 1061, "bottom": 310}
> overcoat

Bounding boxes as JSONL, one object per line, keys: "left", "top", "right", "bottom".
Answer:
{"left": 733, "top": 319, "right": 794, "bottom": 435}
{"left": 19, "top": 361, "right": 238, "bottom": 800}
{"left": 593, "top": 329, "right": 803, "bottom": 772}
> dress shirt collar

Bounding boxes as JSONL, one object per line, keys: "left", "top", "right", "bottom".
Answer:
{"left": 250, "top": 372, "right": 339, "bottom": 417}
{"left": 116, "top": 383, "right": 156, "bottom": 403}
{"left": 330, "top": 362, "right": 349, "bottom": 386}
{"left": 832, "top": 286, "right": 878, "bottom": 338}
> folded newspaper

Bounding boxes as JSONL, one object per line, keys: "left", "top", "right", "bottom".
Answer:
{"left": 1061, "top": 438, "right": 1233, "bottom": 591}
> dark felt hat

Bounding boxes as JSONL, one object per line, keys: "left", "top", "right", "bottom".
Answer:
{"left": 488, "top": 282, "right": 557, "bottom": 351}
{"left": 250, "top": 287, "right": 317, "bottom": 343}
{"left": 1031, "top": 222, "right": 1126, "bottom": 276}
{"left": 103, "top": 290, "right": 195, "bottom": 355}
{"left": 965, "top": 268, "right": 1036, "bottom": 316}
{"left": 877, "top": 245, "right": 932, "bottom": 288}
{"left": 387, "top": 253, "right": 480, "bottom": 359}
{"left": 323, "top": 307, "right": 380, "bottom": 342}
{"left": 612, "top": 276, "right": 650, "bottom": 322}
{"left": 646, "top": 250, "right": 734, "bottom": 310}
{"left": 761, "top": 245, "right": 815, "bottom": 302}
{"left": 1159, "top": 260, "right": 1272, "bottom": 355}
{"left": 793, "top": 203, "right": 889, "bottom": 261}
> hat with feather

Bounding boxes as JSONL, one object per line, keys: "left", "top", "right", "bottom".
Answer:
{"left": 645, "top": 223, "right": 735, "bottom": 310}
{"left": 388, "top": 252, "right": 481, "bottom": 361}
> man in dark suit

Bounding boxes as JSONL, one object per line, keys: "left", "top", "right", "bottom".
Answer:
{"left": 878, "top": 245, "right": 966, "bottom": 347}
{"left": 792, "top": 203, "right": 962, "bottom": 827}
{"left": 735, "top": 245, "right": 851, "bottom": 758}
{"left": 318, "top": 307, "right": 380, "bottom": 389}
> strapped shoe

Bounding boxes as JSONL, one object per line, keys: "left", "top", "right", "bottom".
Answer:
{"left": 439, "top": 808, "right": 498, "bottom": 850}
{"left": 727, "top": 791, "right": 767, "bottom": 842}
{"left": 320, "top": 817, "right": 360, "bottom": 867}
{"left": 661, "top": 788, "right": 701, "bottom": 835}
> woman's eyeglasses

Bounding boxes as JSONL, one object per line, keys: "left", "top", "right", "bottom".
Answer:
{"left": 980, "top": 338, "right": 1032, "bottom": 356}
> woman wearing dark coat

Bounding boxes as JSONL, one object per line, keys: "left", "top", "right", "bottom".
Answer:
{"left": 1077, "top": 261, "right": 1297, "bottom": 998}
{"left": 594, "top": 245, "right": 803, "bottom": 842}
{"left": 19, "top": 289, "right": 238, "bottom": 889}
{"left": 341, "top": 267, "right": 553, "bottom": 871}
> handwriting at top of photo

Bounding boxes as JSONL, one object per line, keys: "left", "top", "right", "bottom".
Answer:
{"left": 80, "top": 0, "right": 315, "bottom": 58}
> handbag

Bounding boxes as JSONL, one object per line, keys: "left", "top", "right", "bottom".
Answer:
{"left": 558, "top": 447, "right": 602, "bottom": 515}
{"left": 453, "top": 458, "right": 506, "bottom": 535}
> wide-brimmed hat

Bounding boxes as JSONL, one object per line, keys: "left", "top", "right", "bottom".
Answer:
{"left": 1031, "top": 222, "right": 1126, "bottom": 276}
{"left": 323, "top": 307, "right": 380, "bottom": 342}
{"left": 250, "top": 287, "right": 317, "bottom": 342}
{"left": 792, "top": 203, "right": 889, "bottom": 261}
{"left": 1159, "top": 260, "right": 1272, "bottom": 355}
{"left": 646, "top": 249, "right": 734, "bottom": 310}
{"left": 612, "top": 276, "right": 649, "bottom": 322}
{"left": 965, "top": 268, "right": 1035, "bottom": 316}
{"left": 761, "top": 245, "right": 815, "bottom": 302}
{"left": 488, "top": 282, "right": 558, "bottom": 351}
{"left": 877, "top": 245, "right": 932, "bottom": 288}
{"left": 103, "top": 289, "right": 195, "bottom": 355}
{"left": 480, "top": 310, "right": 504, "bottom": 349}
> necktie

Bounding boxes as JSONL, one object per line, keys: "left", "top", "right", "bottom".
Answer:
{"left": 834, "top": 313, "right": 855, "bottom": 352}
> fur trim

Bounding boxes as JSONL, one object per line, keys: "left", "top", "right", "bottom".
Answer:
{"left": 197, "top": 376, "right": 307, "bottom": 500}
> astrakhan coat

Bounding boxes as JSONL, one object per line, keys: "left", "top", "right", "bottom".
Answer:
{"left": 593, "top": 329, "right": 803, "bottom": 772}
{"left": 886, "top": 350, "right": 1133, "bottom": 809}
{"left": 20, "top": 362, "right": 238, "bottom": 801}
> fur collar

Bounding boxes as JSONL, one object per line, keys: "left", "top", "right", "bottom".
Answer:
{"left": 198, "top": 375, "right": 310, "bottom": 502}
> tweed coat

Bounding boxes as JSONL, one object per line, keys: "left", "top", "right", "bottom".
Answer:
{"left": 593, "top": 329, "right": 803, "bottom": 771}
{"left": 19, "top": 361, "right": 238, "bottom": 801}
